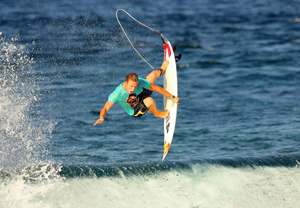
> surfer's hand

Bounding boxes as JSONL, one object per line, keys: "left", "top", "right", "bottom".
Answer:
{"left": 93, "top": 118, "right": 104, "bottom": 126}
{"left": 172, "top": 97, "right": 179, "bottom": 106}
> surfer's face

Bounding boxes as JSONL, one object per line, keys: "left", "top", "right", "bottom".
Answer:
{"left": 124, "top": 80, "right": 138, "bottom": 94}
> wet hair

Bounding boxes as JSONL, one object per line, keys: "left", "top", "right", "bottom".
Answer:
{"left": 125, "top": 73, "right": 139, "bottom": 83}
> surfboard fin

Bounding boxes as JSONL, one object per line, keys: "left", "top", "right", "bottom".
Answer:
{"left": 172, "top": 46, "right": 182, "bottom": 62}
{"left": 175, "top": 53, "right": 182, "bottom": 62}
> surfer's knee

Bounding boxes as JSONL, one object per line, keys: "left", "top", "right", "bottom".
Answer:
{"left": 143, "top": 97, "right": 155, "bottom": 108}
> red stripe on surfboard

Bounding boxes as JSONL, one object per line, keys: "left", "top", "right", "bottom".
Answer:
{"left": 164, "top": 43, "right": 171, "bottom": 60}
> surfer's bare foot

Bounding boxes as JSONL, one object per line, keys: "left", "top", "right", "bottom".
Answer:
{"left": 152, "top": 110, "right": 169, "bottom": 118}
{"left": 164, "top": 110, "right": 170, "bottom": 118}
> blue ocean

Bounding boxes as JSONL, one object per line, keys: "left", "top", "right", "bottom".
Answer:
{"left": 1, "top": 0, "right": 300, "bottom": 207}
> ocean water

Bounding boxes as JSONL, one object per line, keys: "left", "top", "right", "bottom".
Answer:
{"left": 1, "top": 0, "right": 300, "bottom": 207}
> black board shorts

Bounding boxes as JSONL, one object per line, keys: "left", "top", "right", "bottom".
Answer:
{"left": 133, "top": 89, "right": 153, "bottom": 118}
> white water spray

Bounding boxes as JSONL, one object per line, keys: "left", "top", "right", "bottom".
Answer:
{"left": 0, "top": 34, "right": 53, "bottom": 168}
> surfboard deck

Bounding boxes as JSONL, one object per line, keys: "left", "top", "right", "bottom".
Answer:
{"left": 163, "top": 41, "right": 178, "bottom": 161}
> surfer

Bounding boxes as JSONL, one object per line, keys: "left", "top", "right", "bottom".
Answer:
{"left": 94, "top": 60, "right": 179, "bottom": 125}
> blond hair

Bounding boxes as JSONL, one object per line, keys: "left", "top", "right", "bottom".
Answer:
{"left": 125, "top": 73, "right": 139, "bottom": 82}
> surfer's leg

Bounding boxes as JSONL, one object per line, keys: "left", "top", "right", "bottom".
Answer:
{"left": 143, "top": 97, "right": 169, "bottom": 118}
{"left": 145, "top": 60, "right": 169, "bottom": 84}
{"left": 145, "top": 70, "right": 161, "bottom": 84}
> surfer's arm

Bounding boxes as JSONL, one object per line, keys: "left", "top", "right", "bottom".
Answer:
{"left": 149, "top": 83, "right": 179, "bottom": 105}
{"left": 93, "top": 101, "right": 114, "bottom": 126}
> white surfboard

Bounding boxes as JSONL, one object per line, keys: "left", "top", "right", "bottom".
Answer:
{"left": 163, "top": 41, "right": 178, "bottom": 161}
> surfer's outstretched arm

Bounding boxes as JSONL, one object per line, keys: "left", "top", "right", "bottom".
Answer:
{"left": 94, "top": 101, "right": 114, "bottom": 126}
{"left": 150, "top": 83, "right": 179, "bottom": 106}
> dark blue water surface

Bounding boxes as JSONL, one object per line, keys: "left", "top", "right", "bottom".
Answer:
{"left": 1, "top": 0, "right": 300, "bottom": 207}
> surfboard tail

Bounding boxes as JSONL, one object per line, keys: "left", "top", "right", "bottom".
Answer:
{"left": 154, "top": 30, "right": 168, "bottom": 44}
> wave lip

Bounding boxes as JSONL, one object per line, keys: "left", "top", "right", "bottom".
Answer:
{"left": 1, "top": 154, "right": 299, "bottom": 181}
{"left": 55, "top": 154, "right": 300, "bottom": 179}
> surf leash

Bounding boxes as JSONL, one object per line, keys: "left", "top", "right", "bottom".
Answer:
{"left": 116, "top": 9, "right": 168, "bottom": 70}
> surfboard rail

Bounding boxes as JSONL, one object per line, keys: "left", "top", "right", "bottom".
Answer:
{"left": 162, "top": 41, "right": 178, "bottom": 161}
